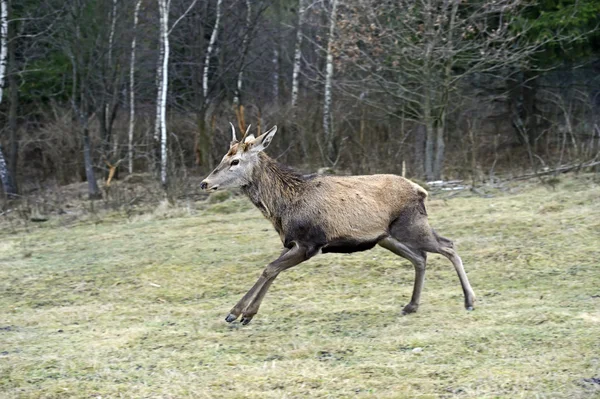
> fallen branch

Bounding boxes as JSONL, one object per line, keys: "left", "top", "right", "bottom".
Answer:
{"left": 505, "top": 161, "right": 600, "bottom": 182}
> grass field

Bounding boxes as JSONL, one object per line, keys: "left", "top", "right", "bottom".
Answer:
{"left": 1, "top": 175, "right": 599, "bottom": 398}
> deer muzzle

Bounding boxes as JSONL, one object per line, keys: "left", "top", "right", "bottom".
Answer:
{"left": 200, "top": 180, "right": 218, "bottom": 191}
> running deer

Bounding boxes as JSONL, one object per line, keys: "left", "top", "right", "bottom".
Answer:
{"left": 201, "top": 124, "right": 475, "bottom": 325}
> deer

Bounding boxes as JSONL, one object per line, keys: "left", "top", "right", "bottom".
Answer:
{"left": 200, "top": 123, "right": 475, "bottom": 325}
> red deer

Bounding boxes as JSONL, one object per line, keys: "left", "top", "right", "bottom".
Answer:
{"left": 200, "top": 124, "right": 475, "bottom": 325}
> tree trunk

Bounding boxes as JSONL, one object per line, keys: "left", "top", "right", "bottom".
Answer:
{"left": 83, "top": 127, "right": 101, "bottom": 200}
{"left": 272, "top": 0, "right": 283, "bottom": 103}
{"left": 0, "top": 0, "right": 15, "bottom": 197}
{"left": 196, "top": 107, "right": 211, "bottom": 170}
{"left": 0, "top": 146, "right": 15, "bottom": 198}
{"left": 203, "top": 0, "right": 222, "bottom": 100}
{"left": 0, "top": 0, "right": 6, "bottom": 103}
{"left": 154, "top": 15, "right": 164, "bottom": 143}
{"left": 197, "top": 0, "right": 221, "bottom": 173}
{"left": 7, "top": 0, "right": 17, "bottom": 194}
{"left": 322, "top": 0, "right": 338, "bottom": 165}
{"left": 433, "top": 122, "right": 445, "bottom": 180}
{"left": 273, "top": 0, "right": 283, "bottom": 102}
{"left": 414, "top": 124, "right": 426, "bottom": 178}
{"left": 423, "top": 93, "right": 436, "bottom": 181}
{"left": 107, "top": 0, "right": 118, "bottom": 157}
{"left": 8, "top": 49, "right": 17, "bottom": 194}
{"left": 192, "top": 4, "right": 206, "bottom": 168}
{"left": 98, "top": 103, "right": 109, "bottom": 162}
{"left": 108, "top": 0, "right": 117, "bottom": 66}
{"left": 233, "top": 0, "right": 252, "bottom": 107}
{"left": 291, "top": 0, "right": 305, "bottom": 109}
{"left": 522, "top": 69, "right": 539, "bottom": 149}
{"left": 128, "top": 0, "right": 142, "bottom": 174}
{"left": 66, "top": 0, "right": 101, "bottom": 199}
{"left": 431, "top": 0, "right": 458, "bottom": 181}
{"left": 158, "top": 0, "right": 170, "bottom": 187}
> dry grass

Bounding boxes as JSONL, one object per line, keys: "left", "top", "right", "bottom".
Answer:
{"left": 1, "top": 174, "right": 599, "bottom": 398}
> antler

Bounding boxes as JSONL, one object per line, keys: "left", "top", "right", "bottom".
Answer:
{"left": 229, "top": 122, "right": 238, "bottom": 144}
{"left": 240, "top": 124, "right": 252, "bottom": 143}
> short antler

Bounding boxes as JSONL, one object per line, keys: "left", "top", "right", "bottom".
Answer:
{"left": 240, "top": 124, "right": 252, "bottom": 143}
{"left": 229, "top": 122, "right": 238, "bottom": 144}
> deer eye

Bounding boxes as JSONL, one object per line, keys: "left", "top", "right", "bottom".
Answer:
{"left": 230, "top": 159, "right": 240, "bottom": 166}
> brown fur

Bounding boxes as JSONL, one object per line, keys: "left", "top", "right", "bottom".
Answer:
{"left": 201, "top": 127, "right": 475, "bottom": 325}
{"left": 244, "top": 153, "right": 426, "bottom": 249}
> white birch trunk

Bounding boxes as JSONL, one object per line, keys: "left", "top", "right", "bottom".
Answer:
{"left": 0, "top": 145, "right": 10, "bottom": 194}
{"left": 154, "top": 9, "right": 164, "bottom": 142}
{"left": 158, "top": 0, "right": 169, "bottom": 186}
{"left": 0, "top": 0, "right": 6, "bottom": 103}
{"left": 233, "top": 0, "right": 251, "bottom": 106}
{"left": 322, "top": 0, "right": 338, "bottom": 162}
{"left": 128, "top": 0, "right": 142, "bottom": 174}
{"left": 291, "top": 0, "right": 305, "bottom": 108}
{"left": 203, "top": 0, "right": 222, "bottom": 100}
{"left": 0, "top": 0, "right": 13, "bottom": 196}
{"left": 108, "top": 0, "right": 117, "bottom": 66}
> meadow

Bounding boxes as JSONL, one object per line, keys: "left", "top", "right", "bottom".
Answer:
{"left": 1, "top": 174, "right": 599, "bottom": 398}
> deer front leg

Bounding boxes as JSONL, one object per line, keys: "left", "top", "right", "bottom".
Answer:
{"left": 225, "top": 244, "right": 309, "bottom": 325}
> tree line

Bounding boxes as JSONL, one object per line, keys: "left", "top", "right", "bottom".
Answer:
{"left": 0, "top": 0, "right": 599, "bottom": 200}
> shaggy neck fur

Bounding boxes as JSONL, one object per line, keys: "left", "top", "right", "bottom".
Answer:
{"left": 242, "top": 153, "right": 306, "bottom": 219}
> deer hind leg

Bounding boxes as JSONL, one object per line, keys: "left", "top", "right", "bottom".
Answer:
{"left": 432, "top": 233, "right": 475, "bottom": 310}
{"left": 226, "top": 243, "right": 311, "bottom": 325}
{"left": 388, "top": 209, "right": 475, "bottom": 312}
{"left": 378, "top": 237, "right": 427, "bottom": 314}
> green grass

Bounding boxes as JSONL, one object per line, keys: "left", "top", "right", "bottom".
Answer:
{"left": 1, "top": 175, "right": 599, "bottom": 398}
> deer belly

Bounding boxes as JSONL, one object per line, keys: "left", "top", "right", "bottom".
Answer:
{"left": 322, "top": 234, "right": 387, "bottom": 254}
{"left": 283, "top": 213, "right": 389, "bottom": 254}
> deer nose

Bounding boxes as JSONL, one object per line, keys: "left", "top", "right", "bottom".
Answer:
{"left": 200, "top": 181, "right": 208, "bottom": 190}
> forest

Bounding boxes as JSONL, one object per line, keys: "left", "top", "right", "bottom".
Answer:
{"left": 1, "top": 2, "right": 600, "bottom": 397}
{"left": 0, "top": 0, "right": 599, "bottom": 201}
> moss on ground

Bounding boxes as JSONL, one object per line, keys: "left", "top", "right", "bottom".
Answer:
{"left": 1, "top": 174, "right": 599, "bottom": 398}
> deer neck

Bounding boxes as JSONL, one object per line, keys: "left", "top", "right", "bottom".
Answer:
{"left": 242, "top": 153, "right": 305, "bottom": 219}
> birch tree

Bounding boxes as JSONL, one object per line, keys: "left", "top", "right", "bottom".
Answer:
{"left": 195, "top": 0, "right": 222, "bottom": 171}
{"left": 107, "top": 0, "right": 117, "bottom": 66}
{"left": 322, "top": 0, "right": 338, "bottom": 165}
{"left": 154, "top": 20, "right": 164, "bottom": 143}
{"left": 291, "top": 0, "right": 305, "bottom": 108}
{"left": 0, "top": 149, "right": 10, "bottom": 198}
{"left": 128, "top": 0, "right": 142, "bottom": 174}
{"left": 156, "top": 0, "right": 199, "bottom": 187}
{"left": 157, "top": 0, "right": 169, "bottom": 187}
{"left": 203, "top": 0, "right": 222, "bottom": 100}
{"left": 0, "top": 0, "right": 16, "bottom": 197}
{"left": 233, "top": 0, "right": 252, "bottom": 108}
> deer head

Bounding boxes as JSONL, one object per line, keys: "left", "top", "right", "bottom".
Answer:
{"left": 200, "top": 123, "right": 278, "bottom": 191}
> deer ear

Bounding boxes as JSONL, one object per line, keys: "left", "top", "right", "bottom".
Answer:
{"left": 248, "top": 125, "right": 277, "bottom": 153}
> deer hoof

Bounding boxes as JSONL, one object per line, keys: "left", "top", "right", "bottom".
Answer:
{"left": 465, "top": 306, "right": 474, "bottom": 311}
{"left": 225, "top": 313, "right": 238, "bottom": 323}
{"left": 240, "top": 315, "right": 254, "bottom": 325}
{"left": 401, "top": 303, "right": 419, "bottom": 315}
